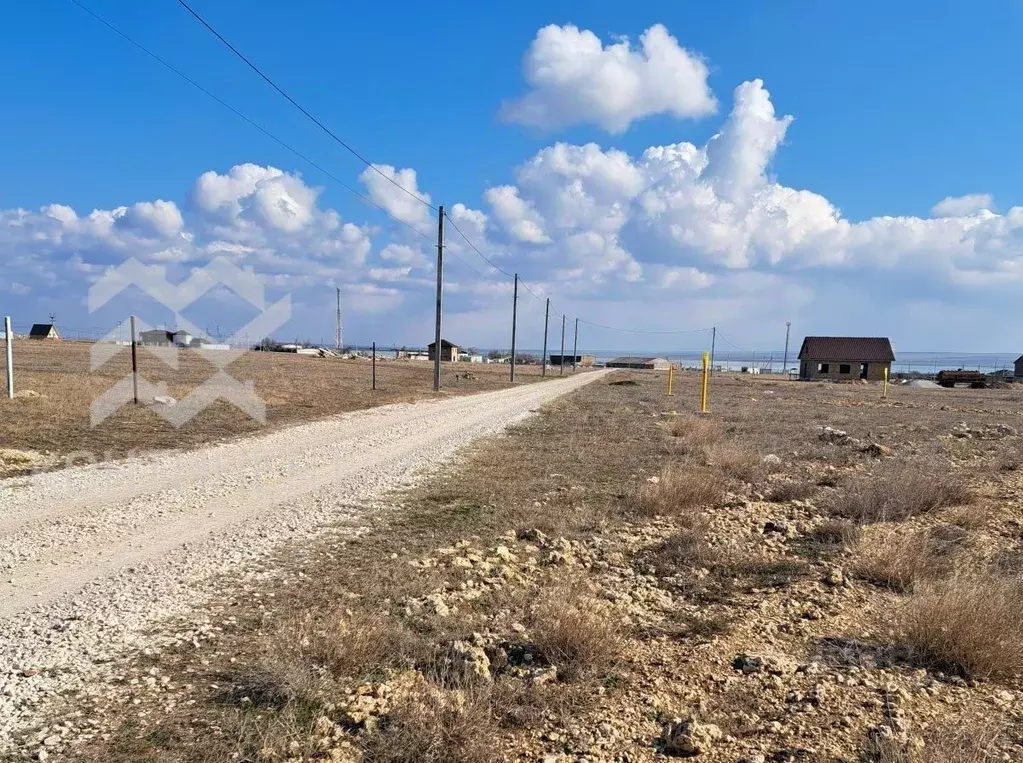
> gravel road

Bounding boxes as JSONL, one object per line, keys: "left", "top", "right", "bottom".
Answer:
{"left": 0, "top": 371, "right": 604, "bottom": 748}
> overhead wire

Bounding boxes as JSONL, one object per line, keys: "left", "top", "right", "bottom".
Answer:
{"left": 66, "top": 0, "right": 433, "bottom": 245}
{"left": 173, "top": 0, "right": 435, "bottom": 211}
{"left": 69, "top": 1, "right": 743, "bottom": 349}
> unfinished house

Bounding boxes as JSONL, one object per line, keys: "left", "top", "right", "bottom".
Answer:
{"left": 797, "top": 336, "right": 895, "bottom": 381}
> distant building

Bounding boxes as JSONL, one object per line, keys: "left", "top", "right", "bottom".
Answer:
{"left": 797, "top": 336, "right": 895, "bottom": 381}
{"left": 549, "top": 354, "right": 596, "bottom": 367}
{"left": 1014, "top": 356, "right": 1023, "bottom": 379}
{"left": 457, "top": 353, "right": 484, "bottom": 363}
{"left": 139, "top": 329, "right": 174, "bottom": 345}
{"left": 173, "top": 331, "right": 193, "bottom": 347}
{"left": 28, "top": 323, "right": 59, "bottom": 340}
{"left": 427, "top": 339, "right": 459, "bottom": 362}
{"left": 605, "top": 356, "right": 672, "bottom": 370}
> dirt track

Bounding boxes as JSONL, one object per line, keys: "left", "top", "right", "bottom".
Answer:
{"left": 0, "top": 370, "right": 604, "bottom": 746}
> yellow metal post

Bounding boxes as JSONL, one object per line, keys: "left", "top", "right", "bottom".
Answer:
{"left": 700, "top": 352, "right": 710, "bottom": 413}
{"left": 666, "top": 364, "right": 675, "bottom": 396}
{"left": 882, "top": 367, "right": 889, "bottom": 399}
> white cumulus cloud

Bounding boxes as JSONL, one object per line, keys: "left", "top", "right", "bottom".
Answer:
{"left": 501, "top": 23, "right": 716, "bottom": 133}
{"left": 931, "top": 193, "right": 994, "bottom": 218}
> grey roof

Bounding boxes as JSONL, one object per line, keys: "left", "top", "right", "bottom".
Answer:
{"left": 607, "top": 356, "right": 668, "bottom": 364}
{"left": 797, "top": 336, "right": 895, "bottom": 362}
{"left": 28, "top": 323, "right": 56, "bottom": 336}
{"left": 427, "top": 339, "right": 459, "bottom": 348}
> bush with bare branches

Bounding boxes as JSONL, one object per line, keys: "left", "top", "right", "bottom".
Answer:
{"left": 633, "top": 464, "right": 724, "bottom": 517}
{"left": 851, "top": 528, "right": 954, "bottom": 592}
{"left": 529, "top": 583, "right": 622, "bottom": 682}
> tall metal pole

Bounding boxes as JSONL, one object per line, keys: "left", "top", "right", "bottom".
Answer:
{"left": 4, "top": 316, "right": 13, "bottom": 399}
{"left": 710, "top": 326, "right": 717, "bottom": 374}
{"left": 433, "top": 206, "right": 444, "bottom": 392}
{"left": 559, "top": 315, "right": 566, "bottom": 376}
{"left": 336, "top": 287, "right": 342, "bottom": 352}
{"left": 510, "top": 274, "right": 519, "bottom": 383}
{"left": 130, "top": 315, "right": 139, "bottom": 405}
{"left": 541, "top": 298, "right": 550, "bottom": 377}
{"left": 572, "top": 318, "right": 579, "bottom": 372}
{"left": 372, "top": 341, "right": 377, "bottom": 390}
{"left": 782, "top": 321, "right": 791, "bottom": 377}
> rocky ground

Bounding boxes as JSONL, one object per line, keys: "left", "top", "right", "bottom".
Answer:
{"left": 5, "top": 372, "right": 1023, "bottom": 762}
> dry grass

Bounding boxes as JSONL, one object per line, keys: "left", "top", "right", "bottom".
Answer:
{"left": 705, "top": 442, "right": 766, "bottom": 484}
{"left": 899, "top": 574, "right": 1023, "bottom": 678}
{"left": 851, "top": 527, "right": 954, "bottom": 592}
{"left": 767, "top": 479, "right": 817, "bottom": 503}
{"left": 529, "top": 583, "right": 623, "bottom": 682}
{"left": 801, "top": 519, "right": 862, "bottom": 558}
{"left": 361, "top": 682, "right": 496, "bottom": 763}
{"left": 632, "top": 464, "right": 724, "bottom": 517}
{"left": 866, "top": 725, "right": 1000, "bottom": 762}
{"left": 831, "top": 463, "right": 972, "bottom": 524}
{"left": 668, "top": 415, "right": 722, "bottom": 454}
{"left": 0, "top": 338, "right": 545, "bottom": 467}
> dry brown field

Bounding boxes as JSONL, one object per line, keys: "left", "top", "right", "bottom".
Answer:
{"left": 0, "top": 338, "right": 546, "bottom": 471}
{"left": 59, "top": 369, "right": 1023, "bottom": 763}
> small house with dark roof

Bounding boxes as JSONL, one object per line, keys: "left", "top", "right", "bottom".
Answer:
{"left": 28, "top": 323, "right": 59, "bottom": 340}
{"left": 797, "top": 336, "right": 895, "bottom": 381}
{"left": 427, "top": 339, "right": 460, "bottom": 362}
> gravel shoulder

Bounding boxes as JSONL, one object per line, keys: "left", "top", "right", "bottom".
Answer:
{"left": 0, "top": 371, "right": 604, "bottom": 749}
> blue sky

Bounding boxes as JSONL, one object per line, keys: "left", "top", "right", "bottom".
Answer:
{"left": 3, "top": 1, "right": 1023, "bottom": 353}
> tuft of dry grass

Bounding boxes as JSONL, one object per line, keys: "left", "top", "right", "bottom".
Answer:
{"left": 766, "top": 479, "right": 817, "bottom": 503}
{"left": 361, "top": 682, "right": 496, "bottom": 763}
{"left": 851, "top": 527, "right": 954, "bottom": 592}
{"left": 668, "top": 416, "right": 722, "bottom": 454}
{"left": 529, "top": 583, "right": 622, "bottom": 682}
{"left": 831, "top": 463, "right": 972, "bottom": 524}
{"left": 899, "top": 574, "right": 1023, "bottom": 678}
{"left": 705, "top": 442, "right": 766, "bottom": 484}
{"left": 865, "top": 725, "right": 1000, "bottom": 763}
{"left": 646, "top": 518, "right": 719, "bottom": 578}
{"left": 633, "top": 464, "right": 724, "bottom": 517}
{"left": 802, "top": 519, "right": 862, "bottom": 557}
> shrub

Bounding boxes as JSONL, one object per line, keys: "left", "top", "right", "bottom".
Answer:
{"left": 633, "top": 465, "right": 724, "bottom": 517}
{"left": 851, "top": 528, "right": 952, "bottom": 592}
{"left": 865, "top": 725, "right": 1000, "bottom": 762}
{"left": 529, "top": 583, "right": 622, "bottom": 682}
{"left": 899, "top": 574, "right": 1023, "bottom": 678}
{"left": 647, "top": 520, "right": 718, "bottom": 577}
{"left": 831, "top": 463, "right": 971, "bottom": 524}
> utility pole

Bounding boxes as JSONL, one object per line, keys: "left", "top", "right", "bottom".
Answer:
{"left": 710, "top": 327, "right": 717, "bottom": 374}
{"left": 4, "top": 316, "right": 13, "bottom": 399}
{"left": 572, "top": 318, "right": 579, "bottom": 372}
{"left": 560, "top": 315, "right": 566, "bottom": 376}
{"left": 433, "top": 205, "right": 444, "bottom": 392}
{"left": 782, "top": 321, "right": 791, "bottom": 377}
{"left": 510, "top": 274, "right": 519, "bottom": 383}
{"left": 336, "top": 287, "right": 342, "bottom": 352}
{"left": 130, "top": 315, "right": 139, "bottom": 405}
{"left": 541, "top": 298, "right": 550, "bottom": 378}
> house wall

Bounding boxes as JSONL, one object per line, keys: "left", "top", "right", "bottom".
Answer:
{"left": 799, "top": 359, "right": 890, "bottom": 381}
{"left": 1015, "top": 359, "right": 1023, "bottom": 378}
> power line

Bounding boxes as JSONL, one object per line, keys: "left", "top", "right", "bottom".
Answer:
{"left": 66, "top": 0, "right": 432, "bottom": 244}
{"left": 715, "top": 330, "right": 751, "bottom": 353}
{"left": 174, "top": 0, "right": 435, "bottom": 211}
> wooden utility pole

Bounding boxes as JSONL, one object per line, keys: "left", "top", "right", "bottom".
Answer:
{"left": 782, "top": 321, "right": 791, "bottom": 377}
{"left": 336, "top": 287, "right": 342, "bottom": 351}
{"left": 710, "top": 326, "right": 717, "bottom": 374}
{"left": 4, "top": 316, "right": 12, "bottom": 399}
{"left": 560, "top": 315, "right": 566, "bottom": 376}
{"left": 510, "top": 273, "right": 519, "bottom": 383}
{"left": 372, "top": 341, "right": 377, "bottom": 390}
{"left": 433, "top": 206, "right": 444, "bottom": 392}
{"left": 130, "top": 315, "right": 139, "bottom": 405}
{"left": 572, "top": 318, "right": 579, "bottom": 372}
{"left": 541, "top": 298, "right": 550, "bottom": 377}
